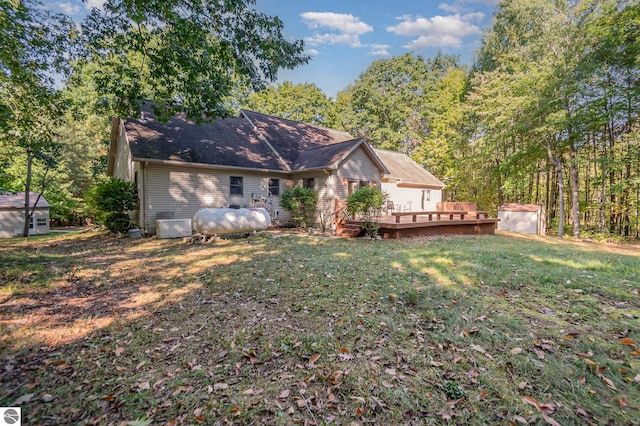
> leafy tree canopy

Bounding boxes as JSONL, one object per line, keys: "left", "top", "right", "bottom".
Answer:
{"left": 80, "top": 0, "right": 310, "bottom": 122}
{"left": 243, "top": 81, "right": 332, "bottom": 125}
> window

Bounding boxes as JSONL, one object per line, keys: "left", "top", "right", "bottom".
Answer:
{"left": 348, "top": 180, "right": 358, "bottom": 196}
{"left": 359, "top": 181, "right": 369, "bottom": 188}
{"left": 268, "top": 178, "right": 280, "bottom": 196}
{"left": 303, "top": 178, "right": 314, "bottom": 189}
{"left": 230, "top": 176, "right": 243, "bottom": 195}
{"left": 36, "top": 218, "right": 47, "bottom": 227}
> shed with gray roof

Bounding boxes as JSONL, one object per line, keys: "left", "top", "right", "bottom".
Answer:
{"left": 0, "top": 191, "right": 50, "bottom": 237}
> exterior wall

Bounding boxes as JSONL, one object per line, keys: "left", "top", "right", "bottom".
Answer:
{"left": 380, "top": 183, "right": 442, "bottom": 211}
{"left": 335, "top": 147, "right": 382, "bottom": 200}
{"left": 497, "top": 211, "right": 540, "bottom": 235}
{"left": 0, "top": 208, "right": 50, "bottom": 237}
{"left": 139, "top": 163, "right": 290, "bottom": 234}
{"left": 112, "top": 123, "right": 135, "bottom": 182}
{"left": 290, "top": 171, "right": 336, "bottom": 229}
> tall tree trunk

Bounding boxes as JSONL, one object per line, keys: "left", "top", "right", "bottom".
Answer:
{"left": 22, "top": 153, "right": 34, "bottom": 237}
{"left": 569, "top": 144, "right": 580, "bottom": 238}
{"left": 544, "top": 141, "right": 565, "bottom": 237}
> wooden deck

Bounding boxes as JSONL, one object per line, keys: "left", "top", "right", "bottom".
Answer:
{"left": 340, "top": 210, "right": 500, "bottom": 239}
{"left": 333, "top": 200, "right": 500, "bottom": 239}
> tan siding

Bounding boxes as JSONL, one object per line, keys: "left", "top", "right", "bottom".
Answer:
{"left": 290, "top": 172, "right": 336, "bottom": 228}
{"left": 336, "top": 147, "right": 382, "bottom": 199}
{"left": 141, "top": 164, "right": 290, "bottom": 233}
{"left": 113, "top": 123, "right": 134, "bottom": 181}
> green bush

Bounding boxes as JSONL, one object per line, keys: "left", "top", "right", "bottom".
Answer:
{"left": 85, "top": 177, "right": 137, "bottom": 233}
{"left": 280, "top": 186, "right": 318, "bottom": 228}
{"left": 347, "top": 186, "right": 386, "bottom": 237}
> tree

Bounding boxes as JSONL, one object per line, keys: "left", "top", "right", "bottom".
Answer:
{"left": 243, "top": 81, "right": 332, "bottom": 125}
{"left": 0, "top": 0, "right": 75, "bottom": 236}
{"left": 80, "top": 0, "right": 310, "bottom": 122}
{"left": 280, "top": 187, "right": 318, "bottom": 229}
{"left": 85, "top": 177, "right": 138, "bottom": 233}
{"left": 346, "top": 186, "right": 385, "bottom": 237}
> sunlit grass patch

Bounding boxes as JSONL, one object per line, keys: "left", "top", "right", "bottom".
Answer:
{"left": 0, "top": 231, "right": 638, "bottom": 424}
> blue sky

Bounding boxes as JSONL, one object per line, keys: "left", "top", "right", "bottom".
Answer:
{"left": 49, "top": 0, "right": 498, "bottom": 98}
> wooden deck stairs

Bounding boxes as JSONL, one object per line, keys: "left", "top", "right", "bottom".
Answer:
{"left": 334, "top": 200, "right": 364, "bottom": 238}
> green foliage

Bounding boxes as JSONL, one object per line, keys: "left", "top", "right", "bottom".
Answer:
{"left": 243, "top": 81, "right": 332, "bottom": 125}
{"left": 346, "top": 186, "right": 385, "bottom": 237}
{"left": 85, "top": 178, "right": 137, "bottom": 232}
{"left": 79, "top": 0, "right": 310, "bottom": 121}
{"left": 279, "top": 187, "right": 318, "bottom": 228}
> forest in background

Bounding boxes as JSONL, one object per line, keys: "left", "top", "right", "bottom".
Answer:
{"left": 1, "top": 0, "right": 638, "bottom": 239}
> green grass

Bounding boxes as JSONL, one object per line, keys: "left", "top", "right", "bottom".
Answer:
{"left": 0, "top": 231, "right": 639, "bottom": 425}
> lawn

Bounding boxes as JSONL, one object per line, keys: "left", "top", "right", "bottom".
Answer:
{"left": 1, "top": 230, "right": 639, "bottom": 425}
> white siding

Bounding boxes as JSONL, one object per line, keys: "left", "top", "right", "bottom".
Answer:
{"left": 498, "top": 211, "right": 541, "bottom": 235}
{"left": 140, "top": 164, "right": 290, "bottom": 233}
{"left": 0, "top": 208, "right": 49, "bottom": 238}
{"left": 380, "top": 183, "right": 442, "bottom": 211}
{"left": 335, "top": 147, "right": 382, "bottom": 199}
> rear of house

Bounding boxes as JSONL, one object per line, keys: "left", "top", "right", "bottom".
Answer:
{"left": 0, "top": 191, "right": 50, "bottom": 237}
{"left": 108, "top": 107, "right": 387, "bottom": 234}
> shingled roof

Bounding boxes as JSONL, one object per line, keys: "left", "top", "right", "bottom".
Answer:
{"left": 374, "top": 149, "right": 444, "bottom": 188}
{"left": 121, "top": 106, "right": 379, "bottom": 173}
{"left": 0, "top": 191, "right": 49, "bottom": 208}
{"left": 240, "top": 110, "right": 355, "bottom": 166}
{"left": 125, "top": 107, "right": 286, "bottom": 171}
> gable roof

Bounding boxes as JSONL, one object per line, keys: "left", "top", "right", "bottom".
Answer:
{"left": 117, "top": 106, "right": 387, "bottom": 174}
{"left": 125, "top": 107, "right": 286, "bottom": 172}
{"left": 0, "top": 191, "right": 49, "bottom": 208}
{"left": 374, "top": 149, "right": 445, "bottom": 188}
{"left": 240, "top": 110, "right": 355, "bottom": 166}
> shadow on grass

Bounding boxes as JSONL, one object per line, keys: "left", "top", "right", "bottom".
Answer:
{"left": 0, "top": 231, "right": 638, "bottom": 425}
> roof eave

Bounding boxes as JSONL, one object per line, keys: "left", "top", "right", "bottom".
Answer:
{"left": 131, "top": 157, "right": 290, "bottom": 174}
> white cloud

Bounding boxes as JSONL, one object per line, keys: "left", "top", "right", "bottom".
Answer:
{"left": 300, "top": 12, "right": 372, "bottom": 48}
{"left": 306, "top": 48, "right": 320, "bottom": 56}
{"left": 368, "top": 44, "right": 391, "bottom": 57}
{"left": 387, "top": 14, "right": 481, "bottom": 50}
{"left": 57, "top": 2, "right": 80, "bottom": 14}
{"left": 85, "top": 0, "right": 107, "bottom": 10}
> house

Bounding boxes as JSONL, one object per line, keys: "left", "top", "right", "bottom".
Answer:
{"left": 0, "top": 191, "right": 50, "bottom": 237}
{"left": 497, "top": 204, "right": 546, "bottom": 235}
{"left": 374, "top": 149, "right": 444, "bottom": 212}
{"left": 107, "top": 106, "right": 443, "bottom": 234}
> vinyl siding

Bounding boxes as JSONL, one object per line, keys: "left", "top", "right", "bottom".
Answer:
{"left": 112, "top": 123, "right": 134, "bottom": 181}
{"left": 335, "top": 147, "right": 382, "bottom": 199}
{"left": 291, "top": 171, "right": 336, "bottom": 228}
{"left": 380, "top": 183, "right": 442, "bottom": 211}
{"left": 0, "top": 208, "right": 49, "bottom": 238}
{"left": 141, "top": 164, "right": 290, "bottom": 233}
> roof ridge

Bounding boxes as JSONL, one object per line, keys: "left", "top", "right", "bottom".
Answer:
{"left": 240, "top": 109, "right": 354, "bottom": 138}
{"left": 240, "top": 110, "right": 291, "bottom": 172}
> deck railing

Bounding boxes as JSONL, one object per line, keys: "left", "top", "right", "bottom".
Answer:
{"left": 390, "top": 210, "right": 489, "bottom": 224}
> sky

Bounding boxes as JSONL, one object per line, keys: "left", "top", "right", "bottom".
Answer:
{"left": 49, "top": 0, "right": 499, "bottom": 98}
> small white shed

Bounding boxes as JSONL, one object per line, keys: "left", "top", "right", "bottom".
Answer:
{"left": 0, "top": 191, "right": 50, "bottom": 237}
{"left": 497, "top": 203, "right": 546, "bottom": 235}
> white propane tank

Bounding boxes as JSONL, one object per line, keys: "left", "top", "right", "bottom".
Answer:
{"left": 193, "top": 208, "right": 271, "bottom": 236}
